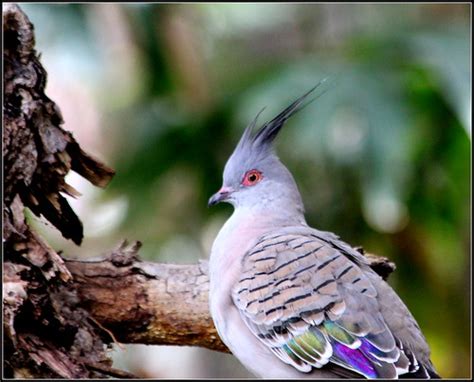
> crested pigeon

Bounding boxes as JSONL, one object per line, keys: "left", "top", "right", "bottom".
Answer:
{"left": 207, "top": 84, "right": 440, "bottom": 379}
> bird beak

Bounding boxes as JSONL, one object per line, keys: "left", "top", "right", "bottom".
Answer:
{"left": 208, "top": 186, "right": 234, "bottom": 207}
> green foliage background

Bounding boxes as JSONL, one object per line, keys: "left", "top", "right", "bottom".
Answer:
{"left": 23, "top": 3, "right": 470, "bottom": 378}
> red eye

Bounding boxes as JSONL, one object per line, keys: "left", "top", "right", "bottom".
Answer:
{"left": 242, "top": 169, "right": 263, "bottom": 187}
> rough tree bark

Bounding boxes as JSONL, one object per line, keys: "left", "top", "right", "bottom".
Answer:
{"left": 3, "top": 3, "right": 119, "bottom": 378}
{"left": 3, "top": 4, "right": 396, "bottom": 379}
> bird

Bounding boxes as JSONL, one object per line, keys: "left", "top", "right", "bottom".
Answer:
{"left": 207, "top": 82, "right": 440, "bottom": 379}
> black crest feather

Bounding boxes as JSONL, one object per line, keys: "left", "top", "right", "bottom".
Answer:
{"left": 236, "top": 78, "right": 330, "bottom": 158}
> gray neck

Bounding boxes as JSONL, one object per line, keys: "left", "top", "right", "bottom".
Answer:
{"left": 236, "top": 204, "right": 307, "bottom": 228}
{"left": 232, "top": 180, "right": 307, "bottom": 228}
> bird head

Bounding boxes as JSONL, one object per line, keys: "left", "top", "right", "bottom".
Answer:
{"left": 209, "top": 83, "right": 323, "bottom": 216}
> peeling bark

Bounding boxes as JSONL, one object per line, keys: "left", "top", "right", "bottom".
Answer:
{"left": 3, "top": 3, "right": 114, "bottom": 246}
{"left": 3, "top": 4, "right": 116, "bottom": 378}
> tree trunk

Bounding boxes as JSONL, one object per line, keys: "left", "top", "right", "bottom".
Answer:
{"left": 3, "top": 4, "right": 396, "bottom": 378}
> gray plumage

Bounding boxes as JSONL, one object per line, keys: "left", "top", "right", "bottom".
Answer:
{"left": 208, "top": 84, "right": 439, "bottom": 379}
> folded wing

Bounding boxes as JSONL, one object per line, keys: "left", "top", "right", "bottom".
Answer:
{"left": 232, "top": 230, "right": 437, "bottom": 379}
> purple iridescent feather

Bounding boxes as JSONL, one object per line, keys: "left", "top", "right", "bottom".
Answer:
{"left": 332, "top": 342, "right": 378, "bottom": 378}
{"left": 360, "top": 337, "right": 388, "bottom": 360}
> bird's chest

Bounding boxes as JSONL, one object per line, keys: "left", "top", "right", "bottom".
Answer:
{"left": 209, "top": 211, "right": 266, "bottom": 286}
{"left": 208, "top": 222, "right": 252, "bottom": 319}
{"left": 208, "top": 214, "right": 269, "bottom": 344}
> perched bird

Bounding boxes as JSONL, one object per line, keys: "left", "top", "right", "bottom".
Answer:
{"left": 207, "top": 84, "right": 440, "bottom": 379}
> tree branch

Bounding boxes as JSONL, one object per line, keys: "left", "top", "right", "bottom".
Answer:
{"left": 64, "top": 241, "right": 395, "bottom": 353}
{"left": 65, "top": 241, "right": 228, "bottom": 352}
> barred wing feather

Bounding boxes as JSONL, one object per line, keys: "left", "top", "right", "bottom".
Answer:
{"left": 232, "top": 230, "right": 438, "bottom": 379}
